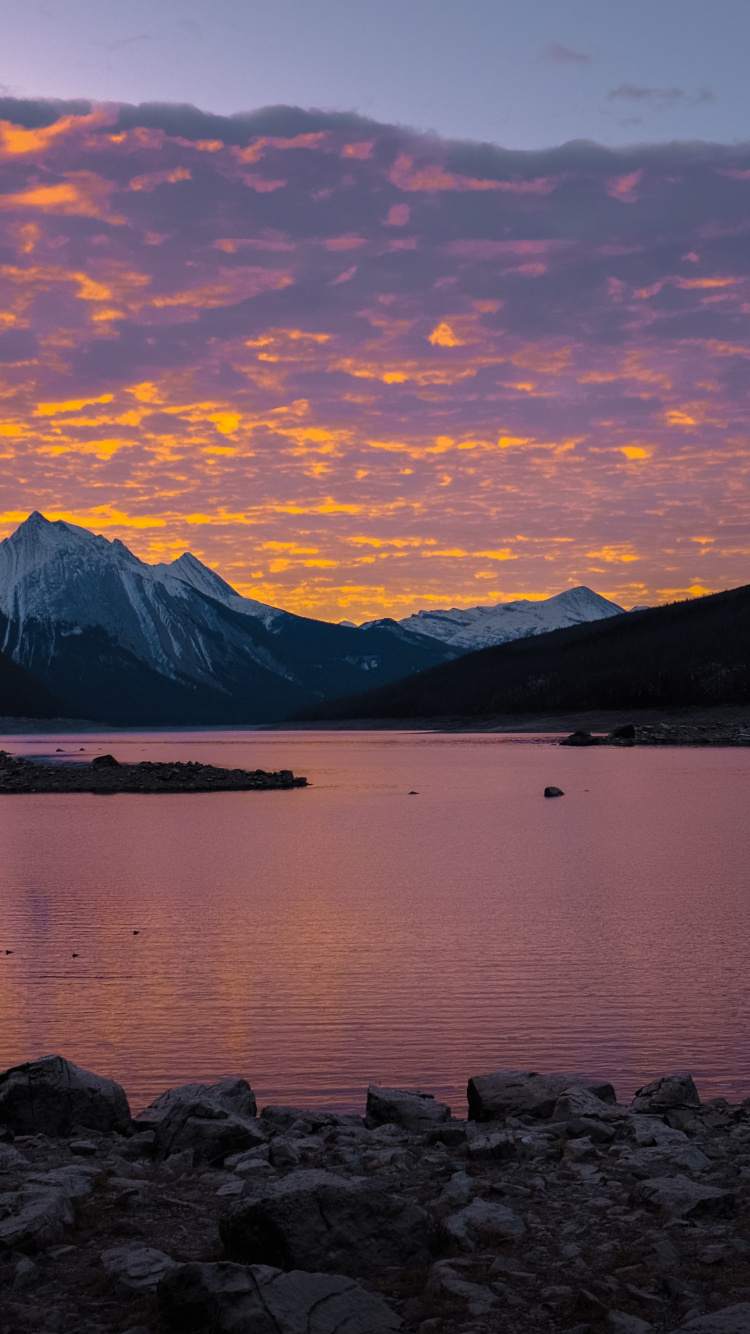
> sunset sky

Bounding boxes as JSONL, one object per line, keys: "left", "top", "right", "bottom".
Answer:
{"left": 0, "top": 4, "right": 748, "bottom": 622}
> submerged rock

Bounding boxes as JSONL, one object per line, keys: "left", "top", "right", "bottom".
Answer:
{"left": 0, "top": 1055, "right": 130, "bottom": 1135}
{"left": 544, "top": 785, "right": 565, "bottom": 796}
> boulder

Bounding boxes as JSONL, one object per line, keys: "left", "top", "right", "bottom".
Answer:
{"left": 92, "top": 753, "right": 120, "bottom": 768}
{"left": 220, "top": 1169, "right": 431, "bottom": 1276}
{"left": 560, "top": 731, "right": 599, "bottom": 746}
{"left": 612, "top": 724, "right": 636, "bottom": 740}
{"left": 632, "top": 1073, "right": 700, "bottom": 1113}
{"left": 633, "top": 1174, "right": 735, "bottom": 1220}
{"left": 365, "top": 1085, "right": 451, "bottom": 1134}
{"left": 135, "top": 1077, "right": 258, "bottom": 1166}
{"left": 672, "top": 1307, "right": 750, "bottom": 1333}
{"left": 444, "top": 1199, "right": 526, "bottom": 1251}
{"left": 0, "top": 1055, "right": 130, "bottom": 1136}
{"left": 158, "top": 1260, "right": 403, "bottom": 1332}
{"left": 101, "top": 1244, "right": 179, "bottom": 1299}
{"left": 0, "top": 1183, "right": 75, "bottom": 1252}
{"left": 467, "top": 1069, "right": 615, "bottom": 1122}
{"left": 544, "top": 786, "right": 565, "bottom": 797}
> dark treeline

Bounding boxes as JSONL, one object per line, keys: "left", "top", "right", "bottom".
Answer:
{"left": 0, "top": 643, "right": 71, "bottom": 719}
{"left": 292, "top": 583, "right": 750, "bottom": 721}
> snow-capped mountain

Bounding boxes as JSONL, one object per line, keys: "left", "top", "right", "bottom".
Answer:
{"left": 364, "top": 586, "right": 624, "bottom": 651}
{"left": 0, "top": 513, "right": 454, "bottom": 725}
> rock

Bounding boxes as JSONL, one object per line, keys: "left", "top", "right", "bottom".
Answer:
{"left": 437, "top": 1171, "right": 474, "bottom": 1209}
{"left": 552, "top": 1085, "right": 622, "bottom": 1121}
{"left": 0, "top": 1055, "right": 131, "bottom": 1135}
{"left": 444, "top": 1199, "right": 526, "bottom": 1251}
{"left": 544, "top": 785, "right": 565, "bottom": 796}
{"left": 27, "top": 1164, "right": 100, "bottom": 1199}
{"left": 465, "top": 1124, "right": 517, "bottom": 1161}
{"left": 220, "top": 1169, "right": 431, "bottom": 1275}
{"left": 69, "top": 1140, "right": 98, "bottom": 1156}
{"left": 101, "top": 1244, "right": 179, "bottom": 1298}
{"left": 92, "top": 753, "right": 120, "bottom": 767}
{"left": 631, "top": 1116, "right": 689, "bottom": 1146}
{"left": 13, "top": 1256, "right": 38, "bottom": 1290}
{"left": 607, "top": 1313, "right": 652, "bottom": 1333}
{"left": 560, "top": 731, "right": 599, "bottom": 746}
{"left": 0, "top": 1183, "right": 75, "bottom": 1252}
{"left": 365, "top": 1085, "right": 451, "bottom": 1134}
{"left": 0, "top": 1143, "right": 29, "bottom": 1170}
{"left": 158, "top": 1260, "right": 403, "bottom": 1332}
{"left": 632, "top": 1074, "right": 700, "bottom": 1113}
{"left": 135, "top": 1077, "right": 258, "bottom": 1165}
{"left": 672, "top": 1306, "right": 750, "bottom": 1332}
{"left": 634, "top": 1174, "right": 735, "bottom": 1219}
{"left": 612, "top": 724, "right": 636, "bottom": 740}
{"left": 426, "top": 1260, "right": 498, "bottom": 1316}
{"left": 467, "top": 1069, "right": 616, "bottom": 1122}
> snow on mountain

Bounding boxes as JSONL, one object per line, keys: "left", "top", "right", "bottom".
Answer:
{"left": 0, "top": 513, "right": 454, "bottom": 723}
{"left": 0, "top": 512, "right": 282, "bottom": 684}
{"left": 365, "top": 586, "right": 624, "bottom": 650}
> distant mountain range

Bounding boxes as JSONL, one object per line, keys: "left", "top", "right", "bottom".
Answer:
{"left": 0, "top": 512, "right": 634, "bottom": 725}
{"left": 294, "top": 583, "right": 750, "bottom": 722}
{"left": 362, "top": 586, "right": 623, "bottom": 651}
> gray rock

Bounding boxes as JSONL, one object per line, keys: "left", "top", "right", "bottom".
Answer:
{"left": 444, "top": 1199, "right": 526, "bottom": 1251}
{"left": 632, "top": 1074, "right": 700, "bottom": 1113}
{"left": 69, "top": 1140, "right": 98, "bottom": 1156}
{"left": 0, "top": 1055, "right": 130, "bottom": 1136}
{"left": 634, "top": 1174, "right": 735, "bottom": 1219}
{"left": 544, "top": 785, "right": 565, "bottom": 795}
{"left": 673, "top": 1306, "right": 750, "bottom": 1332}
{"left": 0, "top": 1143, "right": 29, "bottom": 1171}
{"left": 631, "top": 1116, "right": 689, "bottom": 1146}
{"left": 365, "top": 1085, "right": 451, "bottom": 1134}
{"left": 220, "top": 1169, "right": 431, "bottom": 1275}
{"left": 27, "top": 1164, "right": 100, "bottom": 1199}
{"left": 426, "top": 1260, "right": 498, "bottom": 1316}
{"left": 467, "top": 1069, "right": 615, "bottom": 1121}
{"left": 136, "top": 1077, "right": 258, "bottom": 1166}
{"left": 101, "top": 1244, "right": 179, "bottom": 1298}
{"left": 158, "top": 1260, "right": 403, "bottom": 1332}
{"left": 438, "top": 1171, "right": 474, "bottom": 1209}
{"left": 465, "top": 1124, "right": 517, "bottom": 1161}
{"left": 0, "top": 1183, "right": 75, "bottom": 1252}
{"left": 607, "top": 1313, "right": 652, "bottom": 1333}
{"left": 12, "top": 1256, "right": 38, "bottom": 1289}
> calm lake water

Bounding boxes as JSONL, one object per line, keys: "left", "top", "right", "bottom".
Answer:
{"left": 1, "top": 729, "right": 749, "bottom": 1116}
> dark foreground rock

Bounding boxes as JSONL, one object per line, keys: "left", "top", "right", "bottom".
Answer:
{"left": 559, "top": 722, "right": 750, "bottom": 748}
{"left": 158, "top": 1260, "right": 403, "bottom": 1332}
{"left": 6, "top": 1059, "right": 750, "bottom": 1334}
{"left": 220, "top": 1169, "right": 431, "bottom": 1274}
{"left": 0, "top": 751, "right": 307, "bottom": 794}
{"left": 0, "top": 1056, "right": 130, "bottom": 1136}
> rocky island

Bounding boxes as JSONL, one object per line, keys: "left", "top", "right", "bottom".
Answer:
{"left": 2, "top": 1057, "right": 750, "bottom": 1334}
{"left": 0, "top": 753, "right": 307, "bottom": 795}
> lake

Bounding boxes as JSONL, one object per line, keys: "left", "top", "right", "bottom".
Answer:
{"left": 1, "top": 729, "right": 749, "bottom": 1117}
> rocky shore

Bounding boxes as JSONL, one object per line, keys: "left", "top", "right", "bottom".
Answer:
{"left": 0, "top": 753, "right": 307, "bottom": 794}
{"left": 2, "top": 1059, "right": 750, "bottom": 1333}
{"left": 560, "top": 722, "right": 750, "bottom": 747}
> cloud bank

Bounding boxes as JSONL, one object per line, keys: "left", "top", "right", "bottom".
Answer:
{"left": 0, "top": 98, "right": 748, "bottom": 619}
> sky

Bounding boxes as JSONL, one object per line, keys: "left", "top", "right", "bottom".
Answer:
{"left": 0, "top": 5, "right": 748, "bottom": 621}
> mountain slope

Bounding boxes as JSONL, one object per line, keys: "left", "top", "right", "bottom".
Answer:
{"left": 0, "top": 513, "right": 455, "bottom": 725}
{"left": 0, "top": 634, "right": 72, "bottom": 719}
{"left": 293, "top": 584, "right": 750, "bottom": 721}
{"left": 364, "top": 586, "right": 624, "bottom": 650}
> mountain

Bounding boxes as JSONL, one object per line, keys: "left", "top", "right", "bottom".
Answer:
{"left": 0, "top": 513, "right": 455, "bottom": 725}
{"left": 293, "top": 583, "right": 750, "bottom": 722}
{"left": 0, "top": 644, "right": 72, "bottom": 720}
{"left": 362, "top": 586, "right": 624, "bottom": 651}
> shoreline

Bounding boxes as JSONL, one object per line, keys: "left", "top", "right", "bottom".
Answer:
{"left": 0, "top": 752, "right": 307, "bottom": 794}
{"left": 3, "top": 1057, "right": 750, "bottom": 1333}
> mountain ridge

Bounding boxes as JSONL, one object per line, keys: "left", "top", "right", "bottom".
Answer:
{"left": 292, "top": 582, "right": 750, "bottom": 722}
